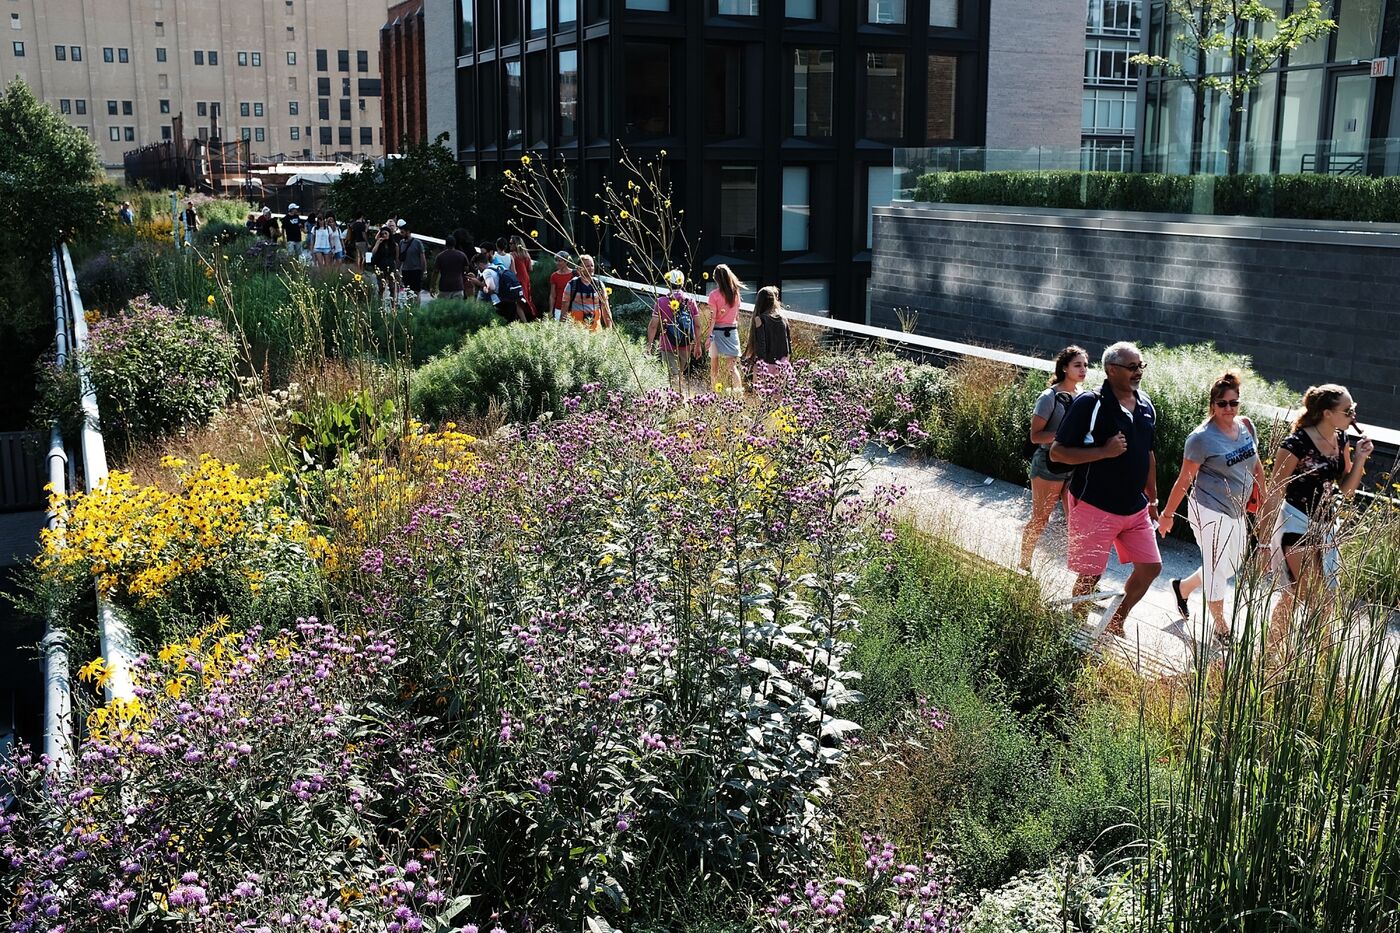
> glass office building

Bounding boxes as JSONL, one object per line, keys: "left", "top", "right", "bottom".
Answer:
{"left": 1139, "top": 0, "right": 1400, "bottom": 175}
{"left": 447, "top": 0, "right": 990, "bottom": 319}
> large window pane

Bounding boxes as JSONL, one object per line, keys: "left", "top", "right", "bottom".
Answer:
{"left": 719, "top": 165, "right": 757, "bottom": 252}
{"left": 867, "top": 165, "right": 893, "bottom": 247}
{"left": 626, "top": 0, "right": 670, "bottom": 9}
{"left": 1279, "top": 67, "right": 1323, "bottom": 170}
{"left": 868, "top": 0, "right": 905, "bottom": 24}
{"left": 624, "top": 42, "right": 671, "bottom": 135}
{"left": 781, "top": 279, "right": 829, "bottom": 315}
{"left": 792, "top": 49, "right": 834, "bottom": 137}
{"left": 786, "top": 0, "right": 817, "bottom": 17}
{"left": 929, "top": 0, "right": 958, "bottom": 27}
{"left": 1088, "top": 0, "right": 1141, "bottom": 36}
{"left": 559, "top": 0, "right": 578, "bottom": 24}
{"left": 480, "top": 63, "right": 499, "bottom": 146}
{"left": 1242, "top": 71, "right": 1277, "bottom": 173}
{"left": 926, "top": 53, "right": 957, "bottom": 141}
{"left": 705, "top": 44, "right": 744, "bottom": 137}
{"left": 527, "top": 53, "right": 547, "bottom": 144}
{"left": 504, "top": 59, "right": 523, "bottom": 146}
{"left": 530, "top": 0, "right": 548, "bottom": 36}
{"left": 585, "top": 41, "right": 609, "bottom": 138}
{"left": 864, "top": 51, "right": 904, "bottom": 139}
{"left": 781, "top": 166, "right": 809, "bottom": 251}
{"left": 1334, "top": 0, "right": 1383, "bottom": 60}
{"left": 558, "top": 49, "right": 579, "bottom": 140}
{"left": 718, "top": 0, "right": 760, "bottom": 13}
{"left": 500, "top": 2, "right": 520, "bottom": 43}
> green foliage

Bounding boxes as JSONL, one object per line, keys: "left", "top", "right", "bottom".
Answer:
{"left": 847, "top": 525, "right": 1158, "bottom": 888}
{"left": 195, "top": 219, "right": 250, "bottom": 249}
{"left": 968, "top": 859, "right": 1139, "bottom": 933}
{"left": 0, "top": 251, "right": 51, "bottom": 429}
{"left": 327, "top": 135, "right": 511, "bottom": 239}
{"left": 914, "top": 170, "right": 1400, "bottom": 222}
{"left": 41, "top": 297, "right": 238, "bottom": 451}
{"left": 75, "top": 243, "right": 165, "bottom": 313}
{"left": 398, "top": 296, "right": 500, "bottom": 364}
{"left": 410, "top": 321, "right": 666, "bottom": 423}
{"left": 0, "top": 79, "right": 114, "bottom": 252}
{"left": 284, "top": 388, "right": 398, "bottom": 472}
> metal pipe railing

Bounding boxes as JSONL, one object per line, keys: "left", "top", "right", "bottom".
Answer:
{"left": 42, "top": 249, "right": 74, "bottom": 770}
{"left": 58, "top": 244, "right": 137, "bottom": 703}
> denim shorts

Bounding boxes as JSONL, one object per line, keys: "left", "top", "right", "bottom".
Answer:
{"left": 1029, "top": 446, "right": 1072, "bottom": 483}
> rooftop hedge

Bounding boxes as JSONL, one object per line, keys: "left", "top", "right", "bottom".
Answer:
{"left": 913, "top": 170, "right": 1400, "bottom": 224}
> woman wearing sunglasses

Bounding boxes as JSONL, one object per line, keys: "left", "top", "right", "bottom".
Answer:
{"left": 1157, "top": 371, "right": 1265, "bottom": 646}
{"left": 1260, "top": 384, "right": 1373, "bottom": 638}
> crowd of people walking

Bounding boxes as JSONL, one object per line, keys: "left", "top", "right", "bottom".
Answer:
{"left": 1021, "top": 340, "right": 1374, "bottom": 649}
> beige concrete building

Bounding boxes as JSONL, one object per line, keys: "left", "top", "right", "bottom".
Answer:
{"left": 3, "top": 0, "right": 392, "bottom": 166}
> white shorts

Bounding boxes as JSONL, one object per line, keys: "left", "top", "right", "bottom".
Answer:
{"left": 1187, "top": 498, "right": 1247, "bottom": 603}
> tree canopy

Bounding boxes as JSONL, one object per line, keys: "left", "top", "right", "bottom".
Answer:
{"left": 327, "top": 134, "right": 511, "bottom": 239}
{"left": 0, "top": 78, "right": 114, "bottom": 250}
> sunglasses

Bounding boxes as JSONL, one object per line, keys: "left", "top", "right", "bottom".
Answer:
{"left": 1340, "top": 405, "right": 1357, "bottom": 417}
{"left": 1214, "top": 399, "right": 1240, "bottom": 408}
{"left": 1109, "top": 361, "right": 1148, "bottom": 373}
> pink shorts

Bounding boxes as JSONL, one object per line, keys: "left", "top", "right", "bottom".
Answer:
{"left": 1066, "top": 496, "right": 1161, "bottom": 576}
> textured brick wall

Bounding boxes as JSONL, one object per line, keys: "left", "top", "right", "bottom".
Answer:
{"left": 422, "top": 0, "right": 456, "bottom": 149}
{"left": 870, "top": 203, "right": 1400, "bottom": 426}
{"left": 985, "top": 0, "right": 1084, "bottom": 149}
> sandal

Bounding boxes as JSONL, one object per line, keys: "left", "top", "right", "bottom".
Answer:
{"left": 1170, "top": 578, "right": 1189, "bottom": 618}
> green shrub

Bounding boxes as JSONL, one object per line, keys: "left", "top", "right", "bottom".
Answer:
{"left": 42, "top": 297, "right": 237, "bottom": 450}
{"left": 75, "top": 243, "right": 164, "bottom": 313}
{"left": 194, "top": 219, "right": 248, "bottom": 248}
{"left": 914, "top": 170, "right": 1400, "bottom": 222}
{"left": 402, "top": 296, "right": 499, "bottom": 364}
{"left": 410, "top": 321, "right": 667, "bottom": 423}
{"left": 847, "top": 524, "right": 1159, "bottom": 888}
{"left": 529, "top": 252, "right": 558, "bottom": 312}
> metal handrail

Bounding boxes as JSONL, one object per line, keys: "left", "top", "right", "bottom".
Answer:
{"left": 42, "top": 249, "right": 73, "bottom": 771}
{"left": 57, "top": 245, "right": 137, "bottom": 704}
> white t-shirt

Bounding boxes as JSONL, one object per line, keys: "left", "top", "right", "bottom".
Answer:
{"left": 312, "top": 226, "right": 332, "bottom": 250}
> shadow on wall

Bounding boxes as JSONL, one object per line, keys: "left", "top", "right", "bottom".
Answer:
{"left": 870, "top": 204, "right": 1397, "bottom": 425}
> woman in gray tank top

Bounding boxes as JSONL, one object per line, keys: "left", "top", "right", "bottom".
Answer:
{"left": 1019, "top": 346, "right": 1088, "bottom": 571}
{"left": 1156, "top": 371, "right": 1265, "bottom": 645}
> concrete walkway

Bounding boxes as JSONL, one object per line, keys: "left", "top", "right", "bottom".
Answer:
{"left": 861, "top": 449, "right": 1224, "bottom": 675}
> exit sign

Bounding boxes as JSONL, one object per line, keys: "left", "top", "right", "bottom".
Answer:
{"left": 1371, "top": 57, "right": 1394, "bottom": 78}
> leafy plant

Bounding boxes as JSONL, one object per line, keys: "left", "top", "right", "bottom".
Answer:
{"left": 409, "top": 321, "right": 666, "bottom": 423}
{"left": 397, "top": 296, "right": 500, "bottom": 364}
{"left": 40, "top": 297, "right": 238, "bottom": 451}
{"left": 283, "top": 388, "right": 399, "bottom": 472}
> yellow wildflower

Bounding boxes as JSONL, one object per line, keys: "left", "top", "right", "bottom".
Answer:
{"left": 669, "top": 299, "right": 680, "bottom": 311}
{"left": 206, "top": 295, "right": 215, "bottom": 306}
{"left": 530, "top": 229, "right": 539, "bottom": 238}
{"left": 591, "top": 214, "right": 602, "bottom": 225}
{"left": 78, "top": 657, "right": 111, "bottom": 690}
{"left": 521, "top": 154, "right": 532, "bottom": 165}
{"left": 619, "top": 210, "right": 630, "bottom": 220}
{"left": 85, "top": 309, "right": 101, "bottom": 325}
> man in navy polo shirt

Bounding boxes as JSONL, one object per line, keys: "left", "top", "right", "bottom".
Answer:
{"left": 1050, "top": 341, "right": 1161, "bottom": 637}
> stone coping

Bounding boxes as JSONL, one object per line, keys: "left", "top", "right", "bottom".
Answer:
{"left": 879, "top": 201, "right": 1400, "bottom": 250}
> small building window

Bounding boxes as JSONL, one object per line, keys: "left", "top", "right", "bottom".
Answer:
{"left": 360, "top": 125, "right": 372, "bottom": 145}
{"left": 208, "top": 50, "right": 218, "bottom": 65}
{"left": 75, "top": 99, "right": 86, "bottom": 114}
{"left": 159, "top": 98, "right": 170, "bottom": 113}
{"left": 123, "top": 126, "right": 134, "bottom": 140}
{"left": 122, "top": 100, "right": 133, "bottom": 115}
{"left": 54, "top": 45, "right": 66, "bottom": 61}
{"left": 290, "top": 126, "right": 300, "bottom": 140}
{"left": 867, "top": 0, "right": 905, "bottom": 24}
{"left": 316, "top": 48, "right": 327, "bottom": 71}
{"left": 238, "top": 51, "right": 248, "bottom": 66}
{"left": 356, "top": 49, "right": 368, "bottom": 72}
{"left": 255, "top": 127, "right": 265, "bottom": 142}
{"left": 240, "top": 102, "right": 250, "bottom": 117}
{"left": 59, "top": 98, "right": 71, "bottom": 113}
{"left": 156, "top": 47, "right": 166, "bottom": 62}
{"left": 289, "top": 100, "right": 299, "bottom": 115}
{"left": 107, "top": 99, "right": 118, "bottom": 115}
{"left": 197, "top": 101, "right": 208, "bottom": 116}
{"left": 254, "top": 102, "right": 264, "bottom": 116}
{"left": 251, "top": 51, "right": 261, "bottom": 66}
{"left": 241, "top": 127, "right": 251, "bottom": 140}
{"left": 155, "top": 21, "right": 165, "bottom": 36}
{"left": 161, "top": 125, "right": 172, "bottom": 140}
{"left": 109, "top": 126, "right": 121, "bottom": 141}
{"left": 194, "top": 50, "right": 204, "bottom": 65}
{"left": 287, "top": 51, "right": 296, "bottom": 65}
{"left": 719, "top": 165, "right": 758, "bottom": 252}
{"left": 337, "top": 49, "right": 349, "bottom": 72}
{"left": 103, "top": 47, "right": 114, "bottom": 62}
{"left": 319, "top": 126, "right": 332, "bottom": 145}
{"left": 338, "top": 126, "right": 351, "bottom": 145}
{"left": 10, "top": 40, "right": 20, "bottom": 57}
{"left": 339, "top": 98, "right": 350, "bottom": 121}
{"left": 118, "top": 47, "right": 129, "bottom": 62}
{"left": 71, "top": 46, "right": 82, "bottom": 61}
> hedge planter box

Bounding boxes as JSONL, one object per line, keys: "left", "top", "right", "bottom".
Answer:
{"left": 869, "top": 202, "right": 1400, "bottom": 427}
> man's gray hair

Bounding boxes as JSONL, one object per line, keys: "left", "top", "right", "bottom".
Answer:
{"left": 1102, "top": 341, "right": 1141, "bottom": 370}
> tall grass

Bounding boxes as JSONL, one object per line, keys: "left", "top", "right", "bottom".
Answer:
{"left": 1137, "top": 508, "right": 1400, "bottom": 930}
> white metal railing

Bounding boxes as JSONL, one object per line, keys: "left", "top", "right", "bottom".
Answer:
{"left": 42, "top": 249, "right": 73, "bottom": 771}
{"left": 56, "top": 245, "right": 137, "bottom": 706}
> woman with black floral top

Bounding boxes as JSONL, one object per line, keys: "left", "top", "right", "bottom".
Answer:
{"left": 1261, "top": 383, "right": 1373, "bottom": 638}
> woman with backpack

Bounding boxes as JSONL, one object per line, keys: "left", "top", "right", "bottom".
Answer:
{"left": 1157, "top": 370, "right": 1267, "bottom": 646}
{"left": 1019, "top": 346, "right": 1089, "bottom": 571}
{"left": 648, "top": 270, "right": 699, "bottom": 389}
{"left": 706, "top": 264, "right": 745, "bottom": 392}
{"left": 742, "top": 286, "right": 791, "bottom": 375}
{"left": 562, "top": 254, "right": 611, "bottom": 331}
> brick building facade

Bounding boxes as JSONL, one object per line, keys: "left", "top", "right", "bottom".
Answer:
{"left": 381, "top": 0, "right": 426, "bottom": 153}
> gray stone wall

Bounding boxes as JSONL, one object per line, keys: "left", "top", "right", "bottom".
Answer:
{"left": 985, "top": 0, "right": 1084, "bottom": 151}
{"left": 870, "top": 203, "right": 1400, "bottom": 427}
{"left": 423, "top": 0, "right": 456, "bottom": 149}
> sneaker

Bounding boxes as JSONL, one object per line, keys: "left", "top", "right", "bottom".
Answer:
{"left": 1170, "top": 578, "right": 1189, "bottom": 618}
